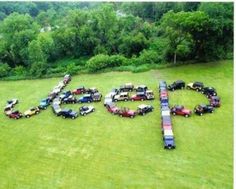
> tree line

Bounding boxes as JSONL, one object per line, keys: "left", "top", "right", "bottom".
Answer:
{"left": 0, "top": 2, "right": 233, "bottom": 78}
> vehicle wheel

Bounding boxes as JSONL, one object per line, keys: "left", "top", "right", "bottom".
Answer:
{"left": 115, "top": 99, "right": 118, "bottom": 102}
{"left": 63, "top": 116, "right": 66, "bottom": 119}
{"left": 130, "top": 116, "right": 134, "bottom": 118}
{"left": 120, "top": 114, "right": 123, "bottom": 117}
{"left": 125, "top": 99, "right": 127, "bottom": 102}
{"left": 26, "top": 115, "right": 30, "bottom": 118}
{"left": 173, "top": 112, "right": 176, "bottom": 116}
{"left": 131, "top": 99, "right": 134, "bottom": 102}
{"left": 181, "top": 86, "right": 184, "bottom": 89}
{"left": 200, "top": 113, "right": 203, "bottom": 116}
{"left": 196, "top": 89, "right": 199, "bottom": 92}
{"left": 172, "top": 88, "right": 174, "bottom": 91}
{"left": 141, "top": 99, "right": 144, "bottom": 101}
{"left": 187, "top": 86, "right": 190, "bottom": 90}
{"left": 185, "top": 114, "right": 189, "bottom": 118}
{"left": 36, "top": 111, "right": 39, "bottom": 114}
{"left": 79, "top": 101, "right": 82, "bottom": 104}
{"left": 210, "top": 111, "right": 213, "bottom": 113}
{"left": 142, "top": 113, "right": 145, "bottom": 116}
{"left": 92, "top": 109, "right": 95, "bottom": 112}
{"left": 72, "top": 116, "right": 75, "bottom": 119}
{"left": 14, "top": 117, "right": 17, "bottom": 120}
{"left": 88, "top": 101, "right": 91, "bottom": 103}
{"left": 44, "top": 107, "right": 47, "bottom": 110}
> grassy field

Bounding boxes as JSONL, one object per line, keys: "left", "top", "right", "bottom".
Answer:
{"left": 0, "top": 60, "right": 233, "bottom": 189}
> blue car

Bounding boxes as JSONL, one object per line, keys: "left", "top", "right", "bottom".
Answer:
{"left": 39, "top": 98, "right": 51, "bottom": 110}
{"left": 163, "top": 136, "right": 176, "bottom": 149}
{"left": 78, "top": 94, "right": 93, "bottom": 103}
{"left": 59, "top": 91, "right": 72, "bottom": 100}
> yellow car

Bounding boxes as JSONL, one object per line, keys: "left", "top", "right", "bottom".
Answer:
{"left": 24, "top": 107, "right": 40, "bottom": 118}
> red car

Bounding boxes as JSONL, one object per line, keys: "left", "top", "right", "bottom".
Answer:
{"left": 160, "top": 91, "right": 168, "bottom": 99}
{"left": 8, "top": 110, "right": 23, "bottom": 119}
{"left": 118, "top": 108, "right": 136, "bottom": 118}
{"left": 106, "top": 103, "right": 120, "bottom": 114}
{"left": 131, "top": 92, "right": 147, "bottom": 101}
{"left": 171, "top": 105, "right": 192, "bottom": 117}
{"left": 72, "top": 86, "right": 86, "bottom": 95}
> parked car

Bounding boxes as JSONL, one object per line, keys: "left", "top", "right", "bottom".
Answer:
{"left": 159, "top": 80, "right": 167, "bottom": 88}
{"left": 160, "top": 96, "right": 169, "bottom": 107}
{"left": 59, "top": 91, "right": 72, "bottom": 100}
{"left": 162, "top": 115, "right": 172, "bottom": 126}
{"left": 117, "top": 108, "right": 136, "bottom": 118}
{"left": 110, "top": 88, "right": 119, "bottom": 98}
{"left": 79, "top": 105, "right": 95, "bottom": 116}
{"left": 119, "top": 83, "right": 134, "bottom": 92}
{"left": 194, "top": 104, "right": 214, "bottom": 116}
{"left": 72, "top": 86, "right": 86, "bottom": 95}
{"left": 159, "top": 86, "right": 167, "bottom": 92}
{"left": 187, "top": 82, "right": 204, "bottom": 91}
{"left": 86, "top": 87, "right": 98, "bottom": 94}
{"left": 202, "top": 87, "right": 217, "bottom": 97}
{"left": 62, "top": 95, "right": 77, "bottom": 104}
{"left": 52, "top": 104, "right": 62, "bottom": 116}
{"left": 24, "top": 107, "right": 40, "bottom": 118}
{"left": 92, "top": 92, "right": 102, "bottom": 102}
{"left": 52, "top": 87, "right": 61, "bottom": 94}
{"left": 104, "top": 94, "right": 113, "bottom": 106}
{"left": 7, "top": 99, "right": 18, "bottom": 106}
{"left": 163, "top": 130, "right": 175, "bottom": 149}
{"left": 106, "top": 103, "right": 120, "bottom": 114}
{"left": 63, "top": 74, "right": 71, "bottom": 84}
{"left": 52, "top": 97, "right": 61, "bottom": 105}
{"left": 137, "top": 104, "right": 153, "bottom": 115}
{"left": 48, "top": 92, "right": 57, "bottom": 102}
{"left": 61, "top": 109, "right": 78, "bottom": 119}
{"left": 168, "top": 80, "right": 185, "bottom": 91}
{"left": 161, "top": 110, "right": 170, "bottom": 117}
{"left": 8, "top": 110, "right": 23, "bottom": 119}
{"left": 134, "top": 85, "right": 148, "bottom": 92}
{"left": 145, "top": 90, "right": 155, "bottom": 100}
{"left": 171, "top": 105, "right": 192, "bottom": 117}
{"left": 131, "top": 92, "right": 147, "bottom": 101}
{"left": 4, "top": 106, "right": 12, "bottom": 115}
{"left": 210, "top": 96, "right": 221, "bottom": 107}
{"left": 160, "top": 90, "right": 168, "bottom": 99}
{"left": 78, "top": 94, "right": 93, "bottom": 103}
{"left": 114, "top": 92, "right": 130, "bottom": 102}
{"left": 38, "top": 98, "right": 51, "bottom": 110}
{"left": 57, "top": 81, "right": 66, "bottom": 90}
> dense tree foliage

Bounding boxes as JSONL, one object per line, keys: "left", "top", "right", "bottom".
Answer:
{"left": 0, "top": 2, "right": 233, "bottom": 78}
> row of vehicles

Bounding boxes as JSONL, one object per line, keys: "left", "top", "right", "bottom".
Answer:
{"left": 159, "top": 80, "right": 176, "bottom": 149}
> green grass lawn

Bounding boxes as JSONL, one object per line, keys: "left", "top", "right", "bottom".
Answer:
{"left": 0, "top": 60, "right": 233, "bottom": 189}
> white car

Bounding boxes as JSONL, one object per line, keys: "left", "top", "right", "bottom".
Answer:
{"left": 52, "top": 97, "right": 61, "bottom": 105}
{"left": 7, "top": 99, "right": 18, "bottom": 106}
{"left": 161, "top": 110, "right": 170, "bottom": 116}
{"left": 104, "top": 94, "right": 113, "bottom": 106}
{"left": 79, "top": 105, "right": 95, "bottom": 116}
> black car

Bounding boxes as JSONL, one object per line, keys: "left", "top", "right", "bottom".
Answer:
{"left": 86, "top": 88, "right": 98, "bottom": 94}
{"left": 137, "top": 104, "right": 154, "bottom": 115}
{"left": 186, "top": 82, "right": 204, "bottom": 91}
{"left": 119, "top": 83, "right": 134, "bottom": 92}
{"left": 59, "top": 91, "right": 72, "bottom": 100}
{"left": 62, "top": 95, "right": 77, "bottom": 104}
{"left": 134, "top": 85, "right": 148, "bottom": 92}
{"left": 201, "top": 87, "right": 217, "bottom": 97}
{"left": 168, "top": 80, "right": 185, "bottom": 91}
{"left": 60, "top": 109, "right": 78, "bottom": 119}
{"left": 194, "top": 104, "right": 214, "bottom": 116}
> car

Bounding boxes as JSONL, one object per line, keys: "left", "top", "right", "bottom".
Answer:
{"left": 114, "top": 92, "right": 130, "bottom": 102}
{"left": 60, "top": 109, "right": 78, "bottom": 119}
{"left": 4, "top": 106, "right": 12, "bottom": 115}
{"left": 78, "top": 94, "right": 93, "bottom": 103}
{"left": 171, "top": 105, "right": 192, "bottom": 117}
{"left": 194, "top": 104, "right": 214, "bottom": 116}
{"left": 160, "top": 90, "right": 168, "bottom": 99}
{"left": 168, "top": 80, "right": 185, "bottom": 91}
{"left": 52, "top": 104, "right": 62, "bottom": 116}
{"left": 159, "top": 86, "right": 167, "bottom": 92}
{"left": 110, "top": 88, "right": 119, "bottom": 97}
{"left": 48, "top": 92, "right": 57, "bottom": 102}
{"left": 59, "top": 91, "right": 72, "bottom": 100}
{"left": 8, "top": 110, "right": 23, "bottom": 119}
{"left": 119, "top": 83, "right": 134, "bottom": 92}
{"left": 92, "top": 92, "right": 102, "bottom": 102}
{"left": 202, "top": 87, "right": 217, "bottom": 97}
{"left": 134, "top": 85, "right": 148, "bottom": 92}
{"left": 117, "top": 108, "right": 136, "bottom": 118}
{"left": 106, "top": 103, "right": 120, "bottom": 114}
{"left": 210, "top": 96, "right": 221, "bottom": 107}
{"left": 52, "top": 97, "right": 61, "bottom": 105}
{"left": 161, "top": 106, "right": 170, "bottom": 112}
{"left": 52, "top": 87, "right": 61, "bottom": 94}
{"left": 79, "top": 105, "right": 95, "bottom": 116}
{"left": 57, "top": 81, "right": 66, "bottom": 90}
{"left": 63, "top": 74, "right": 71, "bottom": 84}
{"left": 7, "top": 99, "right": 18, "bottom": 106}
{"left": 72, "top": 86, "right": 87, "bottom": 95}
{"left": 159, "top": 80, "right": 167, "bottom": 88}
{"left": 160, "top": 96, "right": 169, "bottom": 107}
{"left": 62, "top": 95, "right": 77, "bottom": 104}
{"left": 38, "top": 98, "right": 51, "bottom": 110}
{"left": 131, "top": 92, "right": 147, "bottom": 101}
{"left": 104, "top": 94, "right": 113, "bottom": 106}
{"left": 162, "top": 115, "right": 172, "bottom": 126}
{"left": 137, "top": 104, "right": 153, "bottom": 115}
{"left": 186, "top": 82, "right": 204, "bottom": 91}
{"left": 163, "top": 135, "right": 175, "bottom": 149}
{"left": 24, "top": 107, "right": 40, "bottom": 118}
{"left": 145, "top": 90, "right": 155, "bottom": 100}
{"left": 86, "top": 87, "right": 98, "bottom": 94}
{"left": 161, "top": 110, "right": 170, "bottom": 117}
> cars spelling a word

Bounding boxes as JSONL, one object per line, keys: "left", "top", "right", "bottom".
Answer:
{"left": 24, "top": 107, "right": 40, "bottom": 118}
{"left": 194, "top": 104, "right": 214, "bottom": 116}
{"left": 168, "top": 80, "right": 185, "bottom": 91}
{"left": 171, "top": 105, "right": 192, "bottom": 117}
{"left": 186, "top": 82, "right": 204, "bottom": 91}
{"left": 79, "top": 106, "right": 95, "bottom": 116}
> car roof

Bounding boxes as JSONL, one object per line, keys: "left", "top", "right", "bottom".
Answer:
{"left": 120, "top": 92, "right": 128, "bottom": 95}
{"left": 137, "top": 92, "right": 145, "bottom": 95}
{"left": 175, "top": 80, "right": 184, "bottom": 83}
{"left": 138, "top": 104, "right": 148, "bottom": 109}
{"left": 194, "top": 81, "right": 203, "bottom": 85}
{"left": 125, "top": 83, "right": 133, "bottom": 85}
{"left": 175, "top": 105, "right": 184, "bottom": 109}
{"left": 84, "top": 94, "right": 91, "bottom": 97}
{"left": 211, "top": 96, "right": 220, "bottom": 100}
{"left": 146, "top": 90, "right": 153, "bottom": 93}
{"left": 164, "top": 130, "right": 174, "bottom": 136}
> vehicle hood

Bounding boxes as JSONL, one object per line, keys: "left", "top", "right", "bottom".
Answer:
{"left": 182, "top": 109, "right": 191, "bottom": 114}
{"left": 187, "top": 83, "right": 193, "bottom": 87}
{"left": 128, "top": 110, "right": 136, "bottom": 115}
{"left": 24, "top": 110, "right": 31, "bottom": 115}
